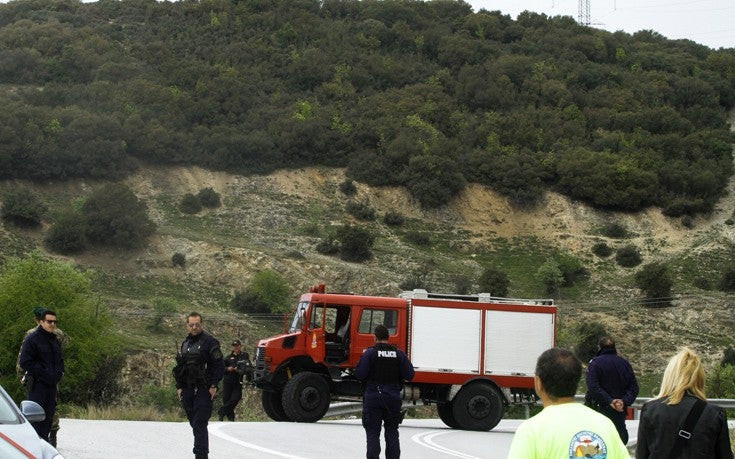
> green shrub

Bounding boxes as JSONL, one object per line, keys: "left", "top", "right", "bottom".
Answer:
{"left": 536, "top": 259, "right": 563, "bottom": 294}
{"left": 148, "top": 297, "right": 176, "bottom": 332}
{"left": 717, "top": 266, "right": 735, "bottom": 292}
{"left": 336, "top": 225, "right": 374, "bottom": 262}
{"left": 591, "top": 242, "right": 612, "bottom": 258}
{"left": 399, "top": 268, "right": 433, "bottom": 291}
{"left": 615, "top": 245, "right": 642, "bottom": 268}
{"left": 681, "top": 215, "right": 694, "bottom": 228}
{"left": 83, "top": 183, "right": 155, "bottom": 248}
{"left": 179, "top": 193, "right": 202, "bottom": 214}
{"left": 554, "top": 253, "right": 587, "bottom": 287}
{"left": 634, "top": 262, "right": 673, "bottom": 307}
{"left": 339, "top": 179, "right": 357, "bottom": 196}
{"left": 315, "top": 238, "right": 340, "bottom": 255}
{"left": 1, "top": 187, "right": 46, "bottom": 227}
{"left": 707, "top": 364, "right": 735, "bottom": 399}
{"left": 575, "top": 321, "right": 608, "bottom": 362}
{"left": 197, "top": 187, "right": 221, "bottom": 208}
{"left": 44, "top": 210, "right": 87, "bottom": 254}
{"left": 452, "top": 274, "right": 472, "bottom": 295}
{"left": 382, "top": 211, "right": 405, "bottom": 227}
{"left": 232, "top": 270, "right": 292, "bottom": 314}
{"left": 721, "top": 347, "right": 735, "bottom": 367}
{"left": 725, "top": 219, "right": 734, "bottom": 226}
{"left": 138, "top": 383, "right": 180, "bottom": 411}
{"left": 345, "top": 201, "right": 376, "bottom": 221}
{"left": 0, "top": 252, "right": 124, "bottom": 404}
{"left": 478, "top": 267, "right": 510, "bottom": 297}
{"left": 404, "top": 231, "right": 431, "bottom": 246}
{"left": 171, "top": 252, "right": 186, "bottom": 268}
{"left": 602, "top": 223, "right": 628, "bottom": 239}
{"left": 692, "top": 276, "right": 711, "bottom": 290}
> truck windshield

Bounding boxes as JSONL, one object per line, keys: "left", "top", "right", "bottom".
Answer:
{"left": 289, "top": 301, "right": 309, "bottom": 333}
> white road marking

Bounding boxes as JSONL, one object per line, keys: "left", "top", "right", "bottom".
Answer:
{"left": 209, "top": 422, "right": 306, "bottom": 458}
{"left": 411, "top": 430, "right": 486, "bottom": 459}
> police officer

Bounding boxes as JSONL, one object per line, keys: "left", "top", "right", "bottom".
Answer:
{"left": 174, "top": 312, "right": 225, "bottom": 459}
{"left": 19, "top": 309, "right": 64, "bottom": 443}
{"left": 217, "top": 339, "right": 251, "bottom": 421}
{"left": 585, "top": 336, "right": 639, "bottom": 444}
{"left": 355, "top": 325, "right": 415, "bottom": 459}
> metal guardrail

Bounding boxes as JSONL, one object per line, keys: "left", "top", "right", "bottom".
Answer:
{"left": 326, "top": 396, "right": 735, "bottom": 420}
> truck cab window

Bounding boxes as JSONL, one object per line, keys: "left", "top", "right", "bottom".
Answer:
{"left": 309, "top": 303, "right": 324, "bottom": 329}
{"left": 358, "top": 309, "right": 398, "bottom": 335}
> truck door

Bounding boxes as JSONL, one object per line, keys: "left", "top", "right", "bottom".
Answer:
{"left": 307, "top": 302, "right": 326, "bottom": 364}
{"left": 353, "top": 307, "right": 401, "bottom": 360}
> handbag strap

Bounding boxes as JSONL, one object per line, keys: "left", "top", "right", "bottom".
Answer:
{"left": 670, "top": 398, "right": 707, "bottom": 459}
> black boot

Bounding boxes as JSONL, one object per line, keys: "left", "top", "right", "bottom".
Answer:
{"left": 195, "top": 454, "right": 208, "bottom": 459}
{"left": 49, "top": 430, "right": 58, "bottom": 448}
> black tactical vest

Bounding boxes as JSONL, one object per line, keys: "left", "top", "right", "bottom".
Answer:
{"left": 368, "top": 343, "right": 401, "bottom": 385}
{"left": 180, "top": 336, "right": 207, "bottom": 387}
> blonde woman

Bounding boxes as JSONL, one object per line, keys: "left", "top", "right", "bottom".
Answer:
{"left": 636, "top": 347, "right": 733, "bottom": 458}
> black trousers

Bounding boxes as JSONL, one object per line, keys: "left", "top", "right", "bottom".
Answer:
{"left": 600, "top": 404, "right": 629, "bottom": 444}
{"left": 181, "top": 386, "right": 213, "bottom": 455}
{"left": 218, "top": 381, "right": 242, "bottom": 421}
{"left": 362, "top": 391, "right": 402, "bottom": 459}
{"left": 28, "top": 381, "right": 57, "bottom": 442}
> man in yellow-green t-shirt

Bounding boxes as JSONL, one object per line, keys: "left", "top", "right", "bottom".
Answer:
{"left": 508, "top": 348, "right": 630, "bottom": 459}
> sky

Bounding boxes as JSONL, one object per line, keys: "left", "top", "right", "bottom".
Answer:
{"left": 466, "top": 0, "right": 734, "bottom": 50}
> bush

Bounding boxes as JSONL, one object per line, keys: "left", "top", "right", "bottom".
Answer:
{"left": 0, "top": 252, "right": 124, "bottom": 404}
{"left": 148, "top": 297, "right": 176, "bottom": 332}
{"left": 725, "top": 219, "right": 734, "bottom": 226}
{"left": 575, "top": 321, "right": 608, "bottom": 362}
{"left": 179, "top": 193, "right": 202, "bottom": 214}
{"left": 452, "top": 275, "right": 472, "bottom": 295}
{"left": 338, "top": 179, "right": 357, "bottom": 196}
{"left": 692, "top": 276, "right": 711, "bottom": 290}
{"left": 681, "top": 215, "right": 694, "bottom": 228}
{"left": 399, "top": 268, "right": 433, "bottom": 291}
{"left": 232, "top": 270, "right": 292, "bottom": 314}
{"left": 615, "top": 245, "right": 642, "bottom": 268}
{"left": 554, "top": 253, "right": 587, "bottom": 287}
{"left": 602, "top": 222, "right": 628, "bottom": 239}
{"left": 706, "top": 364, "right": 735, "bottom": 399}
{"left": 83, "top": 183, "right": 155, "bottom": 248}
{"left": 1, "top": 187, "right": 46, "bottom": 227}
{"left": 717, "top": 266, "right": 735, "bottom": 292}
{"left": 335, "top": 225, "right": 374, "bottom": 262}
{"left": 721, "top": 347, "right": 735, "bottom": 367}
{"left": 345, "top": 201, "right": 376, "bottom": 221}
{"left": 634, "top": 262, "right": 673, "bottom": 307}
{"left": 197, "top": 187, "right": 221, "bottom": 208}
{"left": 171, "top": 252, "right": 186, "bottom": 268}
{"left": 536, "top": 259, "right": 563, "bottom": 294}
{"left": 315, "top": 238, "right": 340, "bottom": 255}
{"left": 478, "top": 267, "right": 510, "bottom": 297}
{"left": 591, "top": 242, "right": 613, "bottom": 258}
{"left": 44, "top": 210, "right": 87, "bottom": 254}
{"left": 382, "top": 211, "right": 405, "bottom": 227}
{"left": 404, "top": 231, "right": 431, "bottom": 246}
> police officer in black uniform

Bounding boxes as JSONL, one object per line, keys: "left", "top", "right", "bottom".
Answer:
{"left": 355, "top": 325, "right": 415, "bottom": 459}
{"left": 217, "top": 339, "right": 251, "bottom": 421}
{"left": 174, "top": 312, "right": 225, "bottom": 459}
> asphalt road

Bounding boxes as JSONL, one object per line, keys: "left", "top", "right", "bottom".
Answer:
{"left": 55, "top": 418, "right": 641, "bottom": 458}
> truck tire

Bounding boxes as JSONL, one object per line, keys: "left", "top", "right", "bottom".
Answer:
{"left": 437, "top": 402, "right": 460, "bottom": 429}
{"left": 451, "top": 383, "right": 504, "bottom": 431}
{"left": 281, "top": 372, "right": 331, "bottom": 422}
{"left": 261, "top": 390, "right": 290, "bottom": 422}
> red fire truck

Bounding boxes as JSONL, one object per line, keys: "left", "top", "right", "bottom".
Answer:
{"left": 252, "top": 284, "right": 556, "bottom": 431}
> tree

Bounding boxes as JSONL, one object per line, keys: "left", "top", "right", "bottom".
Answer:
{"left": 1, "top": 186, "right": 46, "bottom": 227}
{"left": 197, "top": 187, "right": 221, "bottom": 208}
{"left": 717, "top": 266, "right": 735, "bottom": 292}
{"left": 575, "top": 321, "right": 608, "bottom": 362}
{"left": 44, "top": 209, "right": 87, "bottom": 254}
{"left": 336, "top": 225, "right": 374, "bottom": 262}
{"left": 536, "top": 259, "right": 563, "bottom": 294}
{"left": 179, "top": 193, "right": 202, "bottom": 214}
{"left": 634, "top": 262, "right": 673, "bottom": 307}
{"left": 403, "top": 154, "right": 466, "bottom": 208}
{"left": 232, "top": 270, "right": 292, "bottom": 314}
{"left": 478, "top": 267, "right": 510, "bottom": 297}
{"left": 615, "top": 245, "right": 642, "bottom": 268}
{"left": 0, "top": 252, "right": 123, "bottom": 404}
{"left": 83, "top": 183, "right": 155, "bottom": 248}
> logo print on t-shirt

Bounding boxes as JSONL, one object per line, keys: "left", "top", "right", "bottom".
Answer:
{"left": 568, "top": 430, "right": 607, "bottom": 458}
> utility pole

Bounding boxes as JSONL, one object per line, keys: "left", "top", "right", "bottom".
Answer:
{"left": 578, "top": 0, "right": 591, "bottom": 26}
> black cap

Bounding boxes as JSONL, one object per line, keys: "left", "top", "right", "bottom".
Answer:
{"left": 232, "top": 339, "right": 241, "bottom": 346}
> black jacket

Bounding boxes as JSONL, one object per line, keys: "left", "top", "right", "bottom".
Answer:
{"left": 223, "top": 351, "right": 251, "bottom": 384}
{"left": 636, "top": 394, "right": 733, "bottom": 459}
{"left": 19, "top": 326, "right": 64, "bottom": 386}
{"left": 174, "top": 331, "right": 225, "bottom": 389}
{"left": 585, "top": 347, "right": 639, "bottom": 408}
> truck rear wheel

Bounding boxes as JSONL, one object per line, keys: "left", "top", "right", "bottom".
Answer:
{"left": 437, "top": 402, "right": 460, "bottom": 429}
{"left": 261, "top": 390, "right": 290, "bottom": 422}
{"left": 451, "top": 383, "right": 503, "bottom": 431}
{"left": 281, "top": 371, "right": 331, "bottom": 422}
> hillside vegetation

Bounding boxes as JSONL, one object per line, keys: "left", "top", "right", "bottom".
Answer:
{"left": 0, "top": 0, "right": 734, "bottom": 216}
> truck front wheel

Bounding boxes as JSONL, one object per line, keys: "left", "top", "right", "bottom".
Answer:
{"left": 451, "top": 383, "right": 504, "bottom": 431}
{"left": 261, "top": 390, "right": 290, "bottom": 422}
{"left": 281, "top": 371, "right": 331, "bottom": 422}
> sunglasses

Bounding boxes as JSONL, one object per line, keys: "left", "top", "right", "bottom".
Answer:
{"left": 44, "top": 320, "right": 58, "bottom": 324}
{"left": 187, "top": 322, "right": 202, "bottom": 328}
